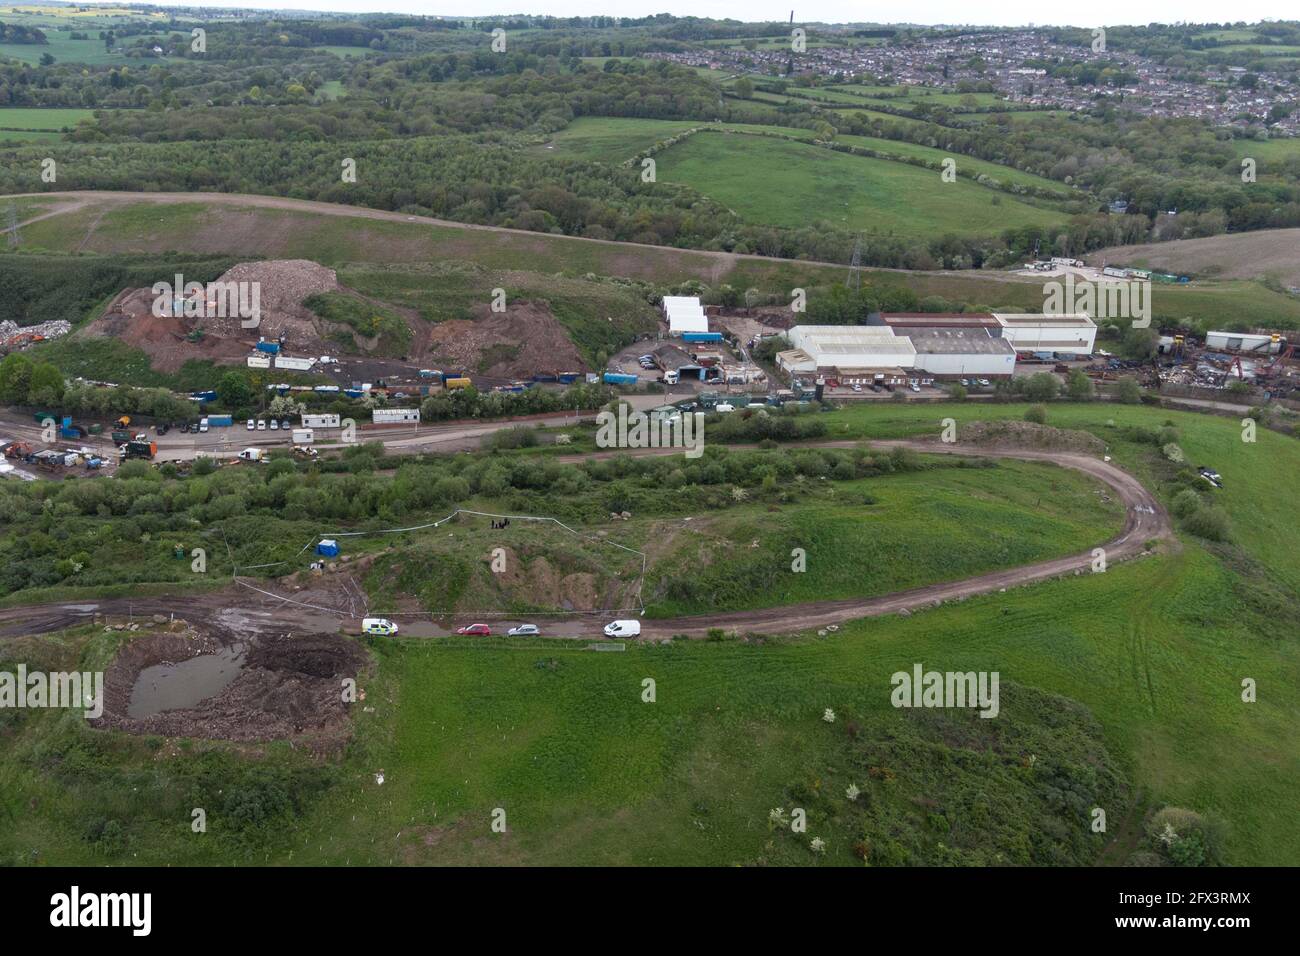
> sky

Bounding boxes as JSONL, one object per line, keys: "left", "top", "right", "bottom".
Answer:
{"left": 139, "top": 2, "right": 1299, "bottom": 29}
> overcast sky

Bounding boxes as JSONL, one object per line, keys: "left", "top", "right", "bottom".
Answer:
{"left": 143, "top": 2, "right": 1298, "bottom": 29}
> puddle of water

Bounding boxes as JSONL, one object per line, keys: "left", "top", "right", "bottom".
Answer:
{"left": 127, "top": 644, "right": 246, "bottom": 718}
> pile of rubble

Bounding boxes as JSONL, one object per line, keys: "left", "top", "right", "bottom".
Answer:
{"left": 0, "top": 318, "right": 72, "bottom": 347}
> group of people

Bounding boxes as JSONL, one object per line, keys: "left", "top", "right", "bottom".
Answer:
{"left": 489, "top": 517, "right": 511, "bottom": 530}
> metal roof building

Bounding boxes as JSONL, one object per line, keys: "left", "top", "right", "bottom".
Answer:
{"left": 992, "top": 313, "right": 1097, "bottom": 355}
{"left": 662, "top": 296, "right": 708, "bottom": 335}
{"left": 906, "top": 327, "right": 1017, "bottom": 377}
{"left": 785, "top": 325, "right": 917, "bottom": 371}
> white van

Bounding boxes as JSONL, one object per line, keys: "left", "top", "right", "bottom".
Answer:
{"left": 603, "top": 619, "right": 641, "bottom": 638}
{"left": 361, "top": 617, "right": 399, "bottom": 636}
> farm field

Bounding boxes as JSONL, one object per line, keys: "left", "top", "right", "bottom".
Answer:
{"left": 0, "top": 106, "right": 98, "bottom": 144}
{"left": 1087, "top": 228, "right": 1300, "bottom": 287}
{"left": 652, "top": 131, "right": 1070, "bottom": 237}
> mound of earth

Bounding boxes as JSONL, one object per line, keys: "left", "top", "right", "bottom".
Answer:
{"left": 79, "top": 259, "right": 342, "bottom": 372}
{"left": 94, "top": 620, "right": 368, "bottom": 749}
{"left": 424, "top": 300, "right": 586, "bottom": 377}
{"left": 954, "top": 420, "right": 1107, "bottom": 455}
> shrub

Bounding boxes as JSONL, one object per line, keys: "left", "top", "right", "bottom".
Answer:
{"left": 1181, "top": 505, "right": 1230, "bottom": 542}
{"left": 1024, "top": 404, "right": 1048, "bottom": 424}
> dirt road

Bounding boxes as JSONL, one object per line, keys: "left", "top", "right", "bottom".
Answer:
{"left": 0, "top": 439, "right": 1172, "bottom": 641}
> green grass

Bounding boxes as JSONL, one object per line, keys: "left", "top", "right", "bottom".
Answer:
{"left": 646, "top": 460, "right": 1123, "bottom": 615}
{"left": 654, "top": 131, "right": 1071, "bottom": 238}
{"left": 538, "top": 117, "right": 700, "bottom": 163}
{"left": 0, "top": 107, "right": 98, "bottom": 131}
{"left": 0, "top": 402, "right": 1297, "bottom": 865}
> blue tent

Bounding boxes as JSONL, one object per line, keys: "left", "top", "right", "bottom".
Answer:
{"left": 316, "top": 539, "right": 340, "bottom": 557}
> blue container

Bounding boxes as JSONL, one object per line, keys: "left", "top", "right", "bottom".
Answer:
{"left": 603, "top": 372, "right": 638, "bottom": 385}
{"left": 190, "top": 390, "right": 217, "bottom": 403}
{"left": 207, "top": 414, "right": 233, "bottom": 427}
{"left": 255, "top": 341, "right": 281, "bottom": 354}
{"left": 682, "top": 331, "right": 723, "bottom": 343}
{"left": 316, "top": 539, "right": 340, "bottom": 558}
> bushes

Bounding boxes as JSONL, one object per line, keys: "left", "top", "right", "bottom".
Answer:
{"left": 1181, "top": 505, "right": 1231, "bottom": 542}
{"left": 1024, "top": 404, "right": 1048, "bottom": 424}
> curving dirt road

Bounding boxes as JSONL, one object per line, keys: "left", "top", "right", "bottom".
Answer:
{"left": 0, "top": 439, "right": 1172, "bottom": 641}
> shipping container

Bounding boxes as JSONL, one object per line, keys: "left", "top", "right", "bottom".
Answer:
{"left": 373, "top": 408, "right": 421, "bottom": 424}
{"left": 123, "top": 440, "right": 156, "bottom": 460}
{"left": 302, "top": 413, "right": 341, "bottom": 429}
{"left": 603, "top": 372, "right": 639, "bottom": 385}
{"left": 254, "top": 341, "right": 281, "bottom": 354}
{"left": 292, "top": 429, "right": 314, "bottom": 444}
{"left": 246, "top": 354, "right": 271, "bottom": 369}
{"left": 190, "top": 390, "right": 217, "bottom": 403}
{"left": 682, "top": 331, "right": 723, "bottom": 343}
{"left": 207, "top": 414, "right": 234, "bottom": 427}
{"left": 418, "top": 369, "right": 441, "bottom": 379}
{"left": 274, "top": 355, "right": 315, "bottom": 371}
{"left": 313, "top": 385, "right": 340, "bottom": 394}
{"left": 444, "top": 377, "right": 472, "bottom": 390}
{"left": 558, "top": 372, "right": 581, "bottom": 384}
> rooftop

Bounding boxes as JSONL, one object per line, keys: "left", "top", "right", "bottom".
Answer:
{"left": 993, "top": 312, "right": 1097, "bottom": 329}
{"left": 903, "top": 327, "right": 1017, "bottom": 355}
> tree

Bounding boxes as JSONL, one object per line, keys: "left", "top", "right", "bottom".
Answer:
{"left": 26, "top": 361, "right": 65, "bottom": 406}
{"left": 1115, "top": 376, "right": 1142, "bottom": 404}
{"left": 0, "top": 353, "right": 34, "bottom": 405}
{"left": 1066, "top": 369, "right": 1093, "bottom": 401}
{"left": 217, "top": 371, "right": 254, "bottom": 409}
{"left": 734, "top": 77, "right": 753, "bottom": 99}
{"left": 1022, "top": 372, "right": 1060, "bottom": 402}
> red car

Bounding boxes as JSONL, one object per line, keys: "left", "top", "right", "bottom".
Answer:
{"left": 456, "top": 623, "right": 491, "bottom": 636}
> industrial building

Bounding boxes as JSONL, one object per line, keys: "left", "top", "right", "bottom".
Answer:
{"left": 991, "top": 313, "right": 1097, "bottom": 356}
{"left": 778, "top": 326, "right": 917, "bottom": 375}
{"left": 777, "top": 323, "right": 1014, "bottom": 382}
{"left": 906, "top": 327, "right": 1017, "bottom": 377}
{"left": 662, "top": 296, "right": 708, "bottom": 335}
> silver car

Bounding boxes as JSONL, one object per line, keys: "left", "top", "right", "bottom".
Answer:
{"left": 507, "top": 624, "right": 539, "bottom": 636}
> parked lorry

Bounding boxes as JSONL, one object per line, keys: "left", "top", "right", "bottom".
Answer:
{"left": 237, "top": 448, "right": 267, "bottom": 463}
{"left": 122, "top": 440, "right": 156, "bottom": 460}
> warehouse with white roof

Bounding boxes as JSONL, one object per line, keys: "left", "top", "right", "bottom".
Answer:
{"left": 992, "top": 313, "right": 1097, "bottom": 356}
{"left": 777, "top": 326, "right": 918, "bottom": 381}
{"left": 662, "top": 296, "right": 708, "bottom": 335}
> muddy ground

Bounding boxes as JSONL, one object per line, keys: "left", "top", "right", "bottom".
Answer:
{"left": 94, "top": 617, "right": 369, "bottom": 749}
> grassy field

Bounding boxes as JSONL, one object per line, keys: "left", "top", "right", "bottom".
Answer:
{"left": 654, "top": 131, "right": 1069, "bottom": 237}
{"left": 0, "top": 108, "right": 98, "bottom": 131}
{"left": 2, "top": 404, "right": 1296, "bottom": 865}
{"left": 13, "top": 196, "right": 1300, "bottom": 333}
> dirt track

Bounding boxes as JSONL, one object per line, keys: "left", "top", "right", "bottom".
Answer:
{"left": 0, "top": 439, "right": 1172, "bottom": 641}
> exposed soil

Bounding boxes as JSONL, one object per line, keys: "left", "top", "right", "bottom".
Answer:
{"left": 93, "top": 618, "right": 369, "bottom": 749}
{"left": 423, "top": 300, "right": 587, "bottom": 377}
{"left": 954, "top": 420, "right": 1108, "bottom": 455}
{"left": 80, "top": 259, "right": 343, "bottom": 372}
